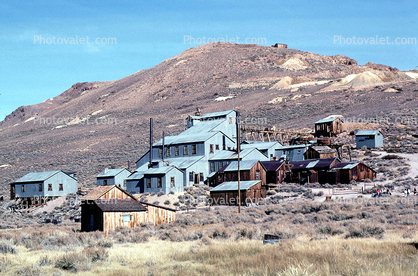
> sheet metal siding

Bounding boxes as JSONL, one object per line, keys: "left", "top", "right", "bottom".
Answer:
{"left": 275, "top": 147, "right": 306, "bottom": 161}
{"left": 114, "top": 170, "right": 131, "bottom": 189}
{"left": 183, "top": 159, "right": 208, "bottom": 186}
{"left": 126, "top": 179, "right": 144, "bottom": 194}
{"left": 356, "top": 133, "right": 383, "bottom": 148}
{"left": 136, "top": 151, "right": 150, "bottom": 169}
{"left": 97, "top": 177, "right": 115, "bottom": 186}
{"left": 14, "top": 171, "right": 77, "bottom": 198}
{"left": 205, "top": 133, "right": 236, "bottom": 159}
{"left": 144, "top": 168, "right": 184, "bottom": 194}
{"left": 152, "top": 142, "right": 205, "bottom": 160}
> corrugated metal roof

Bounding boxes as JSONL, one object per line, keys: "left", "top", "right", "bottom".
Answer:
{"left": 95, "top": 199, "right": 147, "bottom": 212}
{"left": 355, "top": 130, "right": 381, "bottom": 136}
{"left": 210, "top": 180, "right": 261, "bottom": 192}
{"left": 310, "top": 146, "right": 336, "bottom": 154}
{"left": 181, "top": 120, "right": 224, "bottom": 135}
{"left": 331, "top": 162, "right": 359, "bottom": 170}
{"left": 306, "top": 160, "right": 320, "bottom": 168}
{"left": 223, "top": 160, "right": 258, "bottom": 171}
{"left": 15, "top": 170, "right": 62, "bottom": 183}
{"left": 97, "top": 168, "right": 129, "bottom": 178}
{"left": 209, "top": 148, "right": 260, "bottom": 161}
{"left": 290, "top": 158, "right": 337, "bottom": 170}
{"left": 315, "top": 117, "right": 338, "bottom": 124}
{"left": 276, "top": 144, "right": 307, "bottom": 150}
{"left": 154, "top": 131, "right": 217, "bottom": 146}
{"left": 241, "top": 141, "right": 279, "bottom": 150}
{"left": 127, "top": 171, "right": 144, "bottom": 180}
{"left": 200, "top": 110, "right": 234, "bottom": 119}
{"left": 162, "top": 156, "right": 204, "bottom": 169}
{"left": 143, "top": 166, "right": 180, "bottom": 175}
{"left": 260, "top": 161, "right": 285, "bottom": 171}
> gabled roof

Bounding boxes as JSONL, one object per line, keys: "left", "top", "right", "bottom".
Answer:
{"left": 14, "top": 170, "right": 73, "bottom": 183}
{"left": 241, "top": 141, "right": 281, "bottom": 151}
{"left": 161, "top": 156, "right": 205, "bottom": 169}
{"left": 97, "top": 168, "right": 131, "bottom": 178}
{"left": 315, "top": 116, "right": 343, "bottom": 124}
{"left": 143, "top": 165, "right": 182, "bottom": 175}
{"left": 82, "top": 185, "right": 136, "bottom": 201}
{"left": 309, "top": 146, "right": 336, "bottom": 154}
{"left": 260, "top": 161, "right": 285, "bottom": 171}
{"left": 276, "top": 144, "right": 308, "bottom": 150}
{"left": 210, "top": 180, "right": 261, "bottom": 192}
{"left": 153, "top": 130, "right": 233, "bottom": 146}
{"left": 222, "top": 160, "right": 259, "bottom": 172}
{"left": 95, "top": 199, "right": 147, "bottom": 212}
{"left": 198, "top": 110, "right": 234, "bottom": 119}
{"left": 330, "top": 161, "right": 376, "bottom": 172}
{"left": 355, "top": 130, "right": 381, "bottom": 136}
{"left": 289, "top": 158, "right": 338, "bottom": 170}
{"left": 210, "top": 148, "right": 265, "bottom": 161}
{"left": 126, "top": 171, "right": 145, "bottom": 180}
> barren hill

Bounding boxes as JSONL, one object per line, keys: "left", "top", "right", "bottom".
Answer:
{"left": 1, "top": 42, "right": 417, "bottom": 197}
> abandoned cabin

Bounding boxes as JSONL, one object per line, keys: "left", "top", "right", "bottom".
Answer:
{"left": 10, "top": 170, "right": 77, "bottom": 206}
{"left": 209, "top": 160, "right": 267, "bottom": 187}
{"left": 210, "top": 180, "right": 266, "bottom": 205}
{"left": 288, "top": 157, "right": 340, "bottom": 184}
{"left": 96, "top": 168, "right": 132, "bottom": 190}
{"left": 304, "top": 146, "right": 337, "bottom": 159}
{"left": 314, "top": 116, "right": 343, "bottom": 137}
{"left": 327, "top": 162, "right": 376, "bottom": 184}
{"left": 81, "top": 185, "right": 175, "bottom": 232}
{"left": 260, "top": 160, "right": 287, "bottom": 185}
{"left": 355, "top": 130, "right": 383, "bottom": 148}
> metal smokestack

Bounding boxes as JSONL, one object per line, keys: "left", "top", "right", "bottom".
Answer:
{"left": 149, "top": 118, "right": 153, "bottom": 168}
{"left": 162, "top": 131, "right": 165, "bottom": 163}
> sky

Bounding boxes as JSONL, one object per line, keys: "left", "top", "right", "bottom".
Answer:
{"left": 0, "top": 0, "right": 417, "bottom": 121}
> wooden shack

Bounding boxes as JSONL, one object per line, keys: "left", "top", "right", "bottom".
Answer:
{"left": 81, "top": 185, "right": 175, "bottom": 232}
{"left": 289, "top": 158, "right": 340, "bottom": 184}
{"left": 260, "top": 161, "right": 287, "bottom": 184}
{"left": 314, "top": 116, "right": 343, "bottom": 137}
{"left": 304, "top": 146, "right": 337, "bottom": 159}
{"left": 327, "top": 162, "right": 376, "bottom": 184}
{"left": 210, "top": 180, "right": 266, "bottom": 205}
{"left": 211, "top": 160, "right": 266, "bottom": 187}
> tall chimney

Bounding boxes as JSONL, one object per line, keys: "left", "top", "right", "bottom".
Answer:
{"left": 149, "top": 118, "right": 153, "bottom": 167}
{"left": 162, "top": 131, "right": 165, "bottom": 163}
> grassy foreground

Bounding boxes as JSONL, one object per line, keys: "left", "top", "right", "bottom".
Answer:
{"left": 0, "top": 232, "right": 417, "bottom": 276}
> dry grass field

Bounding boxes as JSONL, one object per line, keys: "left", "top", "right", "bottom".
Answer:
{"left": 0, "top": 194, "right": 417, "bottom": 275}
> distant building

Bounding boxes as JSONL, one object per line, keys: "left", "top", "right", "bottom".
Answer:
{"left": 275, "top": 145, "right": 308, "bottom": 161}
{"left": 304, "top": 146, "right": 337, "bottom": 159}
{"left": 355, "top": 130, "right": 383, "bottom": 148}
{"left": 10, "top": 170, "right": 77, "bottom": 205}
{"left": 260, "top": 160, "right": 287, "bottom": 184}
{"left": 96, "top": 168, "right": 132, "bottom": 190}
{"left": 288, "top": 157, "right": 340, "bottom": 184}
{"left": 209, "top": 160, "right": 266, "bottom": 187}
{"left": 210, "top": 180, "right": 266, "bottom": 205}
{"left": 327, "top": 162, "right": 376, "bottom": 184}
{"left": 241, "top": 141, "right": 283, "bottom": 159}
{"left": 314, "top": 116, "right": 343, "bottom": 137}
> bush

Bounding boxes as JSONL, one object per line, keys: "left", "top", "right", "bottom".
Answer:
{"left": 157, "top": 191, "right": 165, "bottom": 197}
{"left": 346, "top": 225, "right": 385, "bottom": 239}
{"left": 83, "top": 246, "right": 109, "bottom": 262}
{"left": 0, "top": 240, "right": 18, "bottom": 254}
{"left": 55, "top": 252, "right": 89, "bottom": 273}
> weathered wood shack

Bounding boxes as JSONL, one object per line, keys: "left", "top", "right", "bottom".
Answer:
{"left": 304, "top": 146, "right": 337, "bottom": 159}
{"left": 327, "top": 162, "right": 376, "bottom": 184}
{"left": 314, "top": 116, "right": 343, "bottom": 137}
{"left": 81, "top": 185, "right": 175, "bottom": 232}
{"left": 289, "top": 158, "right": 340, "bottom": 184}
{"left": 260, "top": 161, "right": 287, "bottom": 184}
{"left": 210, "top": 180, "right": 266, "bottom": 205}
{"left": 210, "top": 160, "right": 266, "bottom": 187}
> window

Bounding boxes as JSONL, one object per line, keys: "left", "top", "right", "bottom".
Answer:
{"left": 183, "top": 145, "right": 188, "bottom": 155}
{"left": 122, "top": 214, "right": 131, "bottom": 222}
{"left": 192, "top": 144, "right": 197, "bottom": 154}
{"left": 170, "top": 177, "right": 175, "bottom": 187}
{"left": 48, "top": 184, "right": 52, "bottom": 191}
{"left": 159, "top": 148, "right": 163, "bottom": 158}
{"left": 228, "top": 147, "right": 231, "bottom": 151}
{"left": 219, "top": 161, "right": 223, "bottom": 169}
{"left": 157, "top": 177, "right": 162, "bottom": 188}
{"left": 215, "top": 144, "right": 219, "bottom": 150}
{"left": 175, "top": 146, "right": 179, "bottom": 156}
{"left": 103, "top": 180, "right": 108, "bottom": 186}
{"left": 229, "top": 117, "right": 233, "bottom": 124}
{"left": 167, "top": 147, "right": 171, "bottom": 157}
{"left": 297, "top": 150, "right": 301, "bottom": 154}
{"left": 210, "top": 162, "right": 215, "bottom": 172}
{"left": 59, "top": 184, "right": 63, "bottom": 191}
{"left": 146, "top": 178, "right": 151, "bottom": 188}
{"left": 39, "top": 184, "right": 43, "bottom": 192}
{"left": 270, "top": 154, "right": 273, "bottom": 158}
{"left": 189, "top": 172, "right": 194, "bottom": 182}
{"left": 21, "top": 185, "right": 25, "bottom": 193}
{"left": 256, "top": 170, "right": 260, "bottom": 180}
{"left": 199, "top": 173, "right": 204, "bottom": 182}
{"left": 210, "top": 144, "right": 214, "bottom": 153}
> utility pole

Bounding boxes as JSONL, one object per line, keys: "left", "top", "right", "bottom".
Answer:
{"left": 236, "top": 111, "right": 241, "bottom": 213}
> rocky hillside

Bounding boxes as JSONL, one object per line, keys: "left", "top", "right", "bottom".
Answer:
{"left": 0, "top": 43, "right": 417, "bottom": 197}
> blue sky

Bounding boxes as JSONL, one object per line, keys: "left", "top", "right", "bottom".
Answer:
{"left": 1, "top": 0, "right": 417, "bottom": 121}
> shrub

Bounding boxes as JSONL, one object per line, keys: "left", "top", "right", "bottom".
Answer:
{"left": 0, "top": 240, "right": 18, "bottom": 254}
{"left": 83, "top": 246, "right": 109, "bottom": 262}
{"left": 97, "top": 239, "right": 113, "bottom": 248}
{"left": 55, "top": 252, "right": 90, "bottom": 273}
{"left": 157, "top": 191, "right": 165, "bottom": 197}
{"left": 346, "top": 225, "right": 385, "bottom": 239}
{"left": 164, "top": 200, "right": 170, "bottom": 205}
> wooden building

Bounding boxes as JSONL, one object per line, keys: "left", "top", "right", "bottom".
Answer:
{"left": 81, "top": 185, "right": 175, "bottom": 232}
{"left": 327, "top": 162, "right": 376, "bottom": 184}
{"left": 288, "top": 158, "right": 340, "bottom": 184}
{"left": 260, "top": 161, "right": 287, "bottom": 184}
{"left": 210, "top": 180, "right": 266, "bottom": 205}
{"left": 304, "top": 146, "right": 337, "bottom": 159}
{"left": 314, "top": 116, "right": 343, "bottom": 137}
{"left": 355, "top": 130, "right": 383, "bottom": 148}
{"left": 209, "top": 160, "right": 266, "bottom": 187}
